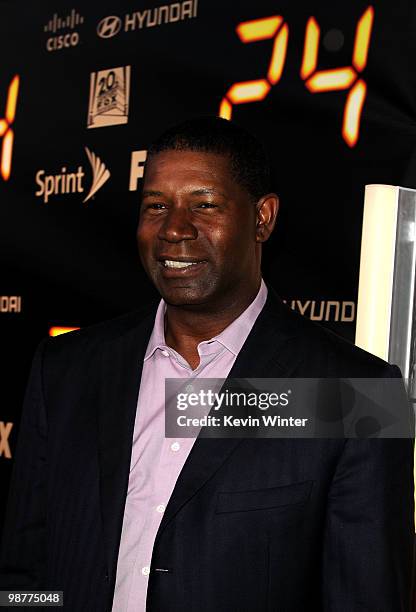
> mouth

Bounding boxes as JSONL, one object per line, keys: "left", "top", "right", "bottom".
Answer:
{"left": 157, "top": 258, "right": 208, "bottom": 275}
{"left": 163, "top": 259, "right": 203, "bottom": 269}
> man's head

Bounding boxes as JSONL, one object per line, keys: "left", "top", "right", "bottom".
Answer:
{"left": 137, "top": 116, "right": 278, "bottom": 311}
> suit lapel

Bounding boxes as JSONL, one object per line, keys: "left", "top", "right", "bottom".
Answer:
{"left": 97, "top": 307, "right": 156, "bottom": 583}
{"left": 97, "top": 288, "right": 307, "bottom": 576}
{"left": 155, "top": 288, "right": 304, "bottom": 541}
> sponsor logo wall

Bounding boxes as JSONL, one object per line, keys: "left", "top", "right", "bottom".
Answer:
{"left": 1, "top": 0, "right": 416, "bottom": 523}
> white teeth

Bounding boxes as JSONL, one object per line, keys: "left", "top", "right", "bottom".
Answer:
{"left": 164, "top": 260, "right": 198, "bottom": 268}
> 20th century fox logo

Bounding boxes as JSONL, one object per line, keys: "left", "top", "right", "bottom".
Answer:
{"left": 88, "top": 66, "right": 131, "bottom": 128}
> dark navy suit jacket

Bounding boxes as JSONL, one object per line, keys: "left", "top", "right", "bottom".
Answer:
{"left": 0, "top": 288, "right": 414, "bottom": 611}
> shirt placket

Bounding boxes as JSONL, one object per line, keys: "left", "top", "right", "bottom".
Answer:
{"left": 126, "top": 351, "right": 195, "bottom": 610}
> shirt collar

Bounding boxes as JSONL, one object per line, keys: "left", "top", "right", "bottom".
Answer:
{"left": 144, "top": 279, "right": 268, "bottom": 360}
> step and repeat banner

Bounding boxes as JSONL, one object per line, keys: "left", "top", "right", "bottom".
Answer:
{"left": 1, "top": 0, "right": 415, "bottom": 523}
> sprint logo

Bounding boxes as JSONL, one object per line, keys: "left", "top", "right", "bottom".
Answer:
{"left": 83, "top": 147, "right": 110, "bottom": 202}
{"left": 35, "top": 147, "right": 111, "bottom": 204}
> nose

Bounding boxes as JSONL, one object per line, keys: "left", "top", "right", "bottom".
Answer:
{"left": 158, "top": 207, "right": 197, "bottom": 243}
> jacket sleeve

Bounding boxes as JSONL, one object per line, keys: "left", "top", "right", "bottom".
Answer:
{"left": 0, "top": 339, "right": 49, "bottom": 588}
{"left": 322, "top": 369, "right": 415, "bottom": 611}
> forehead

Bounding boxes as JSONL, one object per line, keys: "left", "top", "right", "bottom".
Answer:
{"left": 143, "top": 150, "right": 237, "bottom": 192}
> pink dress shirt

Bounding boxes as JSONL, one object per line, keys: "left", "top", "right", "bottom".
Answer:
{"left": 112, "top": 280, "right": 268, "bottom": 611}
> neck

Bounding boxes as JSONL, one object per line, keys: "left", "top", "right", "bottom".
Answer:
{"left": 164, "top": 280, "right": 261, "bottom": 369}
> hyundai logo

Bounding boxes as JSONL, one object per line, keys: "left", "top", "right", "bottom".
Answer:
{"left": 97, "top": 15, "right": 122, "bottom": 39}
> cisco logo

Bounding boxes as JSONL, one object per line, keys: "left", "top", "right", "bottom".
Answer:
{"left": 97, "top": 16, "right": 122, "bottom": 39}
{"left": 43, "top": 9, "right": 84, "bottom": 52}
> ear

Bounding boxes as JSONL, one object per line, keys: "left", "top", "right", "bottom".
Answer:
{"left": 255, "top": 194, "right": 279, "bottom": 242}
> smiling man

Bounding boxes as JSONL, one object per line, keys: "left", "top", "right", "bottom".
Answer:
{"left": 137, "top": 133, "right": 278, "bottom": 370}
{"left": 0, "top": 117, "right": 414, "bottom": 611}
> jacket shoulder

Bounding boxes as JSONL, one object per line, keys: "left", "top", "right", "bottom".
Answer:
{"left": 44, "top": 301, "right": 158, "bottom": 361}
{"left": 269, "top": 293, "right": 397, "bottom": 377}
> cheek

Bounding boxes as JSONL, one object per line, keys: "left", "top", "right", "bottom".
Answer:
{"left": 136, "top": 223, "right": 153, "bottom": 250}
{"left": 136, "top": 236, "right": 155, "bottom": 272}
{"left": 208, "top": 220, "right": 254, "bottom": 258}
{"left": 136, "top": 231, "right": 145, "bottom": 255}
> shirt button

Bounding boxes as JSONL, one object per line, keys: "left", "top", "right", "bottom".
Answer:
{"left": 142, "top": 566, "right": 150, "bottom": 576}
{"left": 171, "top": 442, "right": 180, "bottom": 452}
{"left": 161, "top": 350, "right": 169, "bottom": 357}
{"left": 156, "top": 504, "right": 165, "bottom": 514}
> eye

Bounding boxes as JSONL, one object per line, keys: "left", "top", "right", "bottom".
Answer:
{"left": 196, "top": 202, "right": 217, "bottom": 209}
{"left": 143, "top": 202, "right": 166, "bottom": 210}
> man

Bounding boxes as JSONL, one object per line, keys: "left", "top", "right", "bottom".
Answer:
{"left": 0, "top": 117, "right": 414, "bottom": 611}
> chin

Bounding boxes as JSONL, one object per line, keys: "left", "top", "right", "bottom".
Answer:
{"left": 159, "top": 286, "right": 210, "bottom": 307}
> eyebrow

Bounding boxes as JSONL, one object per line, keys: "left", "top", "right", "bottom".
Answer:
{"left": 142, "top": 190, "right": 164, "bottom": 198}
{"left": 142, "top": 188, "right": 226, "bottom": 198}
{"left": 190, "top": 188, "right": 226, "bottom": 197}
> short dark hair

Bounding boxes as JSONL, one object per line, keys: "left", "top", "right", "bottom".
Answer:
{"left": 147, "top": 116, "right": 271, "bottom": 201}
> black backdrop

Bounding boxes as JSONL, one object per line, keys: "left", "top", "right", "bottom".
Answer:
{"left": 1, "top": 0, "right": 416, "bottom": 525}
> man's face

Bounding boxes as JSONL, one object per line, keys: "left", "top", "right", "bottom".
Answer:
{"left": 137, "top": 150, "right": 261, "bottom": 309}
